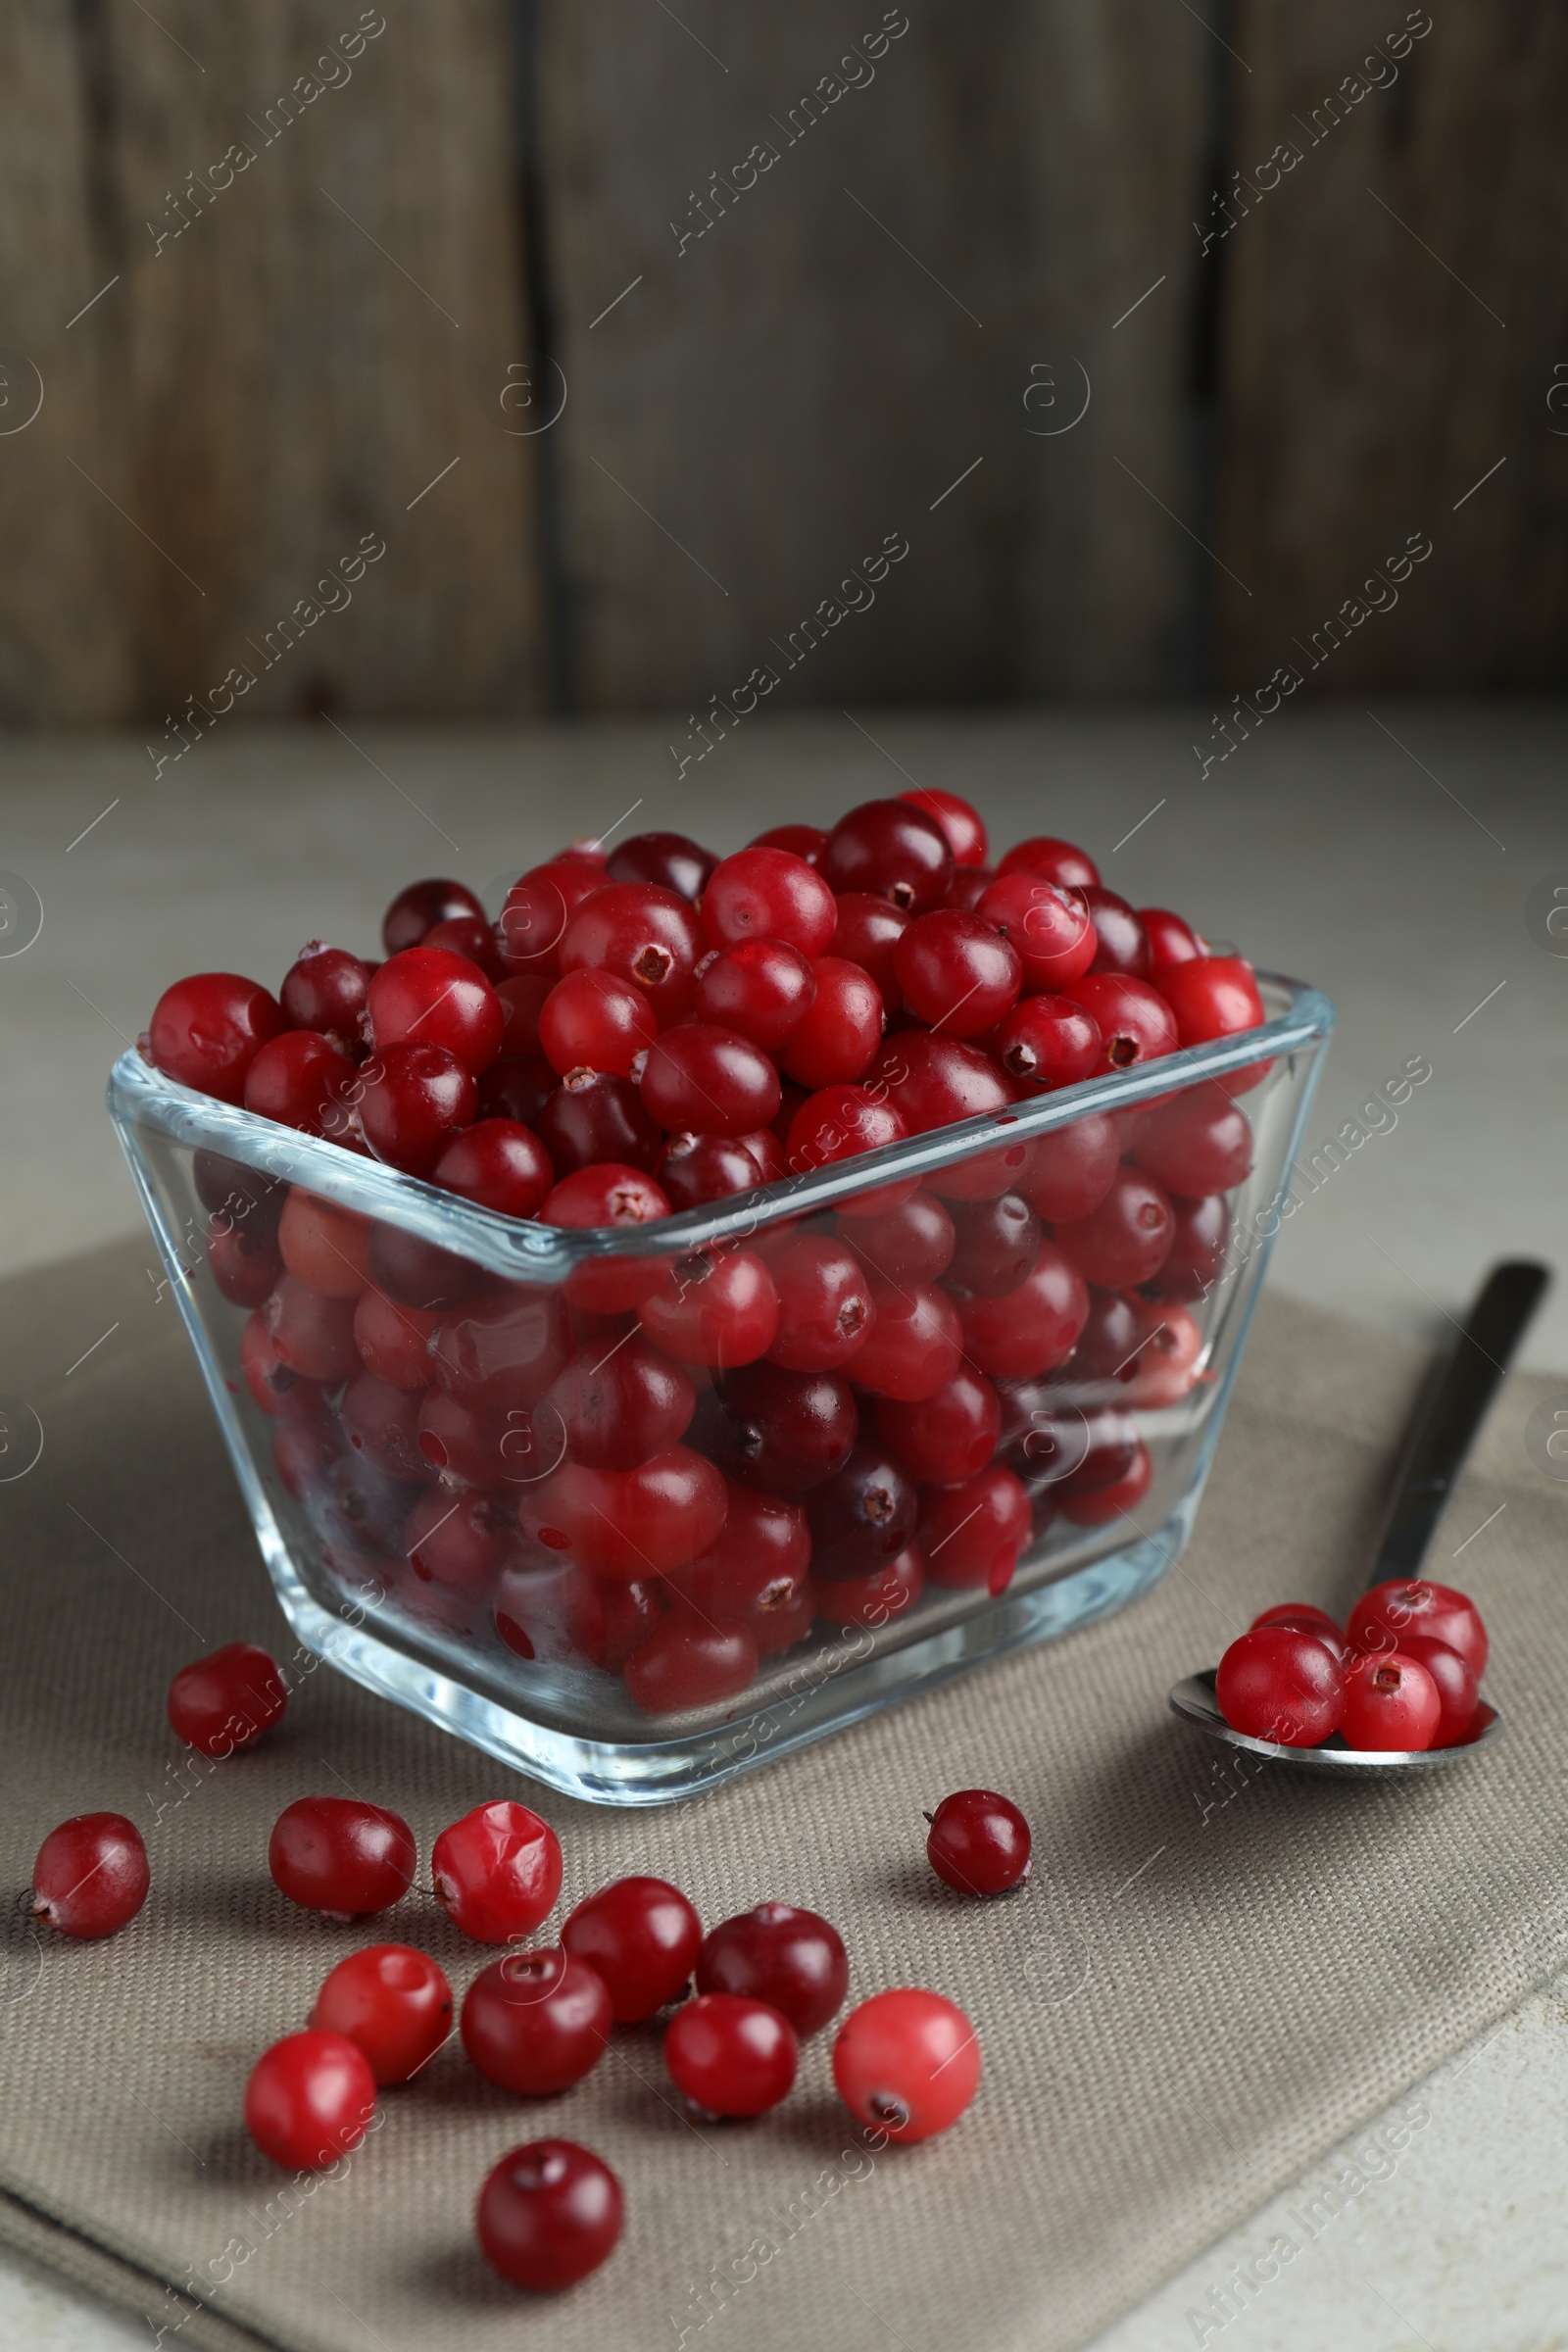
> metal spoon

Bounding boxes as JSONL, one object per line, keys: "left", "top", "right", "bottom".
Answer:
{"left": 1169, "top": 1258, "right": 1550, "bottom": 1772}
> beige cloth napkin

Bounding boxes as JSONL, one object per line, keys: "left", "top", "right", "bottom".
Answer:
{"left": 2, "top": 1240, "right": 1566, "bottom": 2352}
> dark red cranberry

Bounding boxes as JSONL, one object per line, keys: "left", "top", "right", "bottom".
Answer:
{"left": 194, "top": 1150, "right": 287, "bottom": 1237}
{"left": 925, "top": 1788, "right": 1031, "bottom": 1895}
{"left": 429, "top": 1284, "right": 570, "bottom": 1410}
{"left": 269, "top": 1796, "right": 416, "bottom": 1921}
{"left": 623, "top": 1618, "right": 760, "bottom": 1711}
{"left": 808, "top": 1439, "right": 918, "bottom": 1579}
{"left": 366, "top": 1223, "right": 475, "bottom": 1310}
{"left": 922, "top": 1465, "right": 1032, "bottom": 1591}
{"left": 993, "top": 994, "right": 1101, "bottom": 1091}
{"left": 476, "top": 2139, "right": 623, "bottom": 2289}
{"left": 841, "top": 1189, "right": 956, "bottom": 1285}
{"left": 664, "top": 1992, "right": 798, "bottom": 2117}
{"left": 942, "top": 864, "right": 997, "bottom": 913}
{"left": 1140, "top": 907, "right": 1206, "bottom": 973}
{"left": 821, "top": 798, "right": 954, "bottom": 913}
{"left": 956, "top": 1244, "right": 1089, "bottom": 1381}
{"left": 495, "top": 974, "right": 552, "bottom": 1058}
{"left": 1132, "top": 1085, "right": 1254, "bottom": 1196}
{"left": 478, "top": 1053, "right": 558, "bottom": 1127}
{"left": 851, "top": 1279, "right": 963, "bottom": 1401}
{"left": 168, "top": 1642, "right": 288, "bottom": 1757}
{"left": 147, "top": 973, "right": 284, "bottom": 1103}
{"left": 244, "top": 1030, "right": 358, "bottom": 1138}
{"left": 693, "top": 1363, "right": 858, "bottom": 1494}
{"left": 1055, "top": 1168, "right": 1175, "bottom": 1289}
{"left": 815, "top": 1542, "right": 926, "bottom": 1629}
{"left": 784, "top": 1085, "right": 909, "bottom": 1206}
{"left": 266, "top": 1276, "right": 361, "bottom": 1382}
{"left": 1064, "top": 974, "right": 1178, "bottom": 1072}
{"left": 341, "top": 1372, "right": 437, "bottom": 1484}
{"left": 208, "top": 1218, "right": 282, "bottom": 1307}
{"left": 544, "top": 1334, "right": 695, "bottom": 1469}
{"left": 32, "top": 1814, "right": 149, "bottom": 1938}
{"left": 995, "top": 836, "right": 1100, "bottom": 889}
{"left": 1080, "top": 886, "right": 1151, "bottom": 977}
{"left": 1062, "top": 1287, "right": 1146, "bottom": 1388}
{"left": 368, "top": 947, "right": 504, "bottom": 1075}
{"left": 406, "top": 1487, "right": 512, "bottom": 1591}
{"left": 695, "top": 938, "right": 817, "bottom": 1052}
{"left": 829, "top": 893, "right": 909, "bottom": 1010}
{"left": 696, "top": 1904, "right": 849, "bottom": 2034}
{"left": 350, "top": 1287, "right": 441, "bottom": 1390}
{"left": 657, "top": 1132, "right": 762, "bottom": 1210}
{"left": 381, "top": 877, "right": 486, "bottom": 956}
{"left": 606, "top": 830, "right": 717, "bottom": 903}
{"left": 561, "top": 1876, "right": 703, "bottom": 2021}
{"left": 749, "top": 822, "right": 829, "bottom": 864}
{"left": 560, "top": 881, "right": 704, "bottom": 1027}
{"left": 892, "top": 911, "right": 1020, "bottom": 1038}
{"left": 876, "top": 1364, "right": 1001, "bottom": 1487}
{"left": 641, "top": 1024, "right": 782, "bottom": 1136}
{"left": 1393, "top": 1634, "right": 1480, "bottom": 1746}
{"left": 899, "top": 787, "right": 987, "bottom": 868}
{"left": 496, "top": 861, "right": 604, "bottom": 978}
{"left": 664, "top": 1481, "right": 811, "bottom": 1628}
{"left": 418, "top": 912, "right": 501, "bottom": 978}
{"left": 639, "top": 1248, "right": 780, "bottom": 1369}
{"left": 536, "top": 1069, "right": 662, "bottom": 1175}
{"left": 947, "top": 1192, "right": 1041, "bottom": 1297}
{"left": 462, "top": 1948, "right": 612, "bottom": 2093}
{"left": 495, "top": 1561, "right": 662, "bottom": 1671}
{"left": 1019, "top": 1114, "right": 1120, "bottom": 1222}
{"left": 280, "top": 943, "right": 372, "bottom": 1044}
{"left": 430, "top": 1118, "right": 554, "bottom": 1217}
{"left": 865, "top": 1031, "right": 1010, "bottom": 1136}
{"left": 1141, "top": 1192, "right": 1229, "bottom": 1300}
{"left": 780, "top": 957, "right": 886, "bottom": 1088}
{"left": 358, "top": 1043, "right": 477, "bottom": 1176}
{"left": 761, "top": 1232, "right": 875, "bottom": 1371}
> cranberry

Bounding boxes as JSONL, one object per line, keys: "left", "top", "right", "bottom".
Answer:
{"left": 245, "top": 2031, "right": 376, "bottom": 2170}
{"left": 479, "top": 1053, "right": 558, "bottom": 1127}
{"left": 269, "top": 1797, "right": 416, "bottom": 1921}
{"left": 406, "top": 1487, "right": 512, "bottom": 1591}
{"left": 340, "top": 1370, "right": 435, "bottom": 1483}
{"left": 430, "top": 1284, "right": 568, "bottom": 1406}
{"left": 942, "top": 865, "right": 997, "bottom": 913}
{"left": 1056, "top": 1436, "right": 1152, "bottom": 1524}
{"left": 1132, "top": 1086, "right": 1253, "bottom": 1196}
{"left": 751, "top": 821, "right": 828, "bottom": 864}
{"left": 496, "top": 865, "right": 596, "bottom": 978}
{"left": 367, "top": 946, "right": 504, "bottom": 1075}
{"left": 539, "top": 1446, "right": 727, "bottom": 1577}
{"left": 543, "top": 1165, "right": 671, "bottom": 1311}
{"left": 539, "top": 968, "right": 658, "bottom": 1079}
{"left": 311, "top": 1943, "right": 453, "bottom": 2084}
{"left": 975, "top": 875, "right": 1097, "bottom": 991}
{"left": 760, "top": 1233, "right": 875, "bottom": 1371}
{"left": 995, "top": 836, "right": 1099, "bottom": 889}
{"left": 1060, "top": 1287, "right": 1145, "bottom": 1390}
{"left": 382, "top": 877, "right": 486, "bottom": 956}
{"left": 545, "top": 1332, "right": 693, "bottom": 1470}
{"left": 1251, "top": 1600, "right": 1344, "bottom": 1648}
{"left": 948, "top": 1192, "right": 1041, "bottom": 1297}
{"left": 876, "top": 1365, "right": 1000, "bottom": 1487}
{"left": 1020, "top": 1114, "right": 1120, "bottom": 1221}
{"left": 267, "top": 1277, "right": 361, "bottom": 1382}
{"left": 476, "top": 2138, "right": 623, "bottom": 2290}
{"left": 1055, "top": 1167, "right": 1175, "bottom": 1290}
{"left": 1140, "top": 907, "right": 1206, "bottom": 973}
{"left": 922, "top": 1466, "right": 1032, "bottom": 1592}
{"left": 701, "top": 846, "right": 837, "bottom": 956}
{"left": 816, "top": 1543, "right": 926, "bottom": 1629}
{"left": 1393, "top": 1634, "right": 1480, "bottom": 1746}
{"left": 1078, "top": 885, "right": 1151, "bottom": 977}
{"left": 606, "top": 829, "right": 717, "bottom": 903}
{"left": 168, "top": 1642, "right": 287, "bottom": 1757}
{"left": 832, "top": 1987, "right": 979, "bottom": 2141}
{"left": 537, "top": 1069, "right": 662, "bottom": 1175}
{"left": 496, "top": 1561, "right": 662, "bottom": 1671}
{"left": 561, "top": 881, "right": 703, "bottom": 1026}
{"left": 696, "top": 1361, "right": 858, "bottom": 1494}
{"left": 892, "top": 911, "right": 1020, "bottom": 1038}
{"left": 780, "top": 957, "right": 885, "bottom": 1088}
{"left": 423, "top": 912, "right": 504, "bottom": 978}
{"left": 867, "top": 1031, "right": 1010, "bottom": 1136}
{"left": 1158, "top": 955, "right": 1266, "bottom": 1046}
{"left": 829, "top": 893, "right": 909, "bottom": 1009}
{"left": 1064, "top": 973, "right": 1178, "bottom": 1073}
{"left": 1142, "top": 1192, "right": 1229, "bottom": 1301}
{"left": 842, "top": 1189, "right": 956, "bottom": 1284}
{"left": 623, "top": 1617, "right": 759, "bottom": 1711}
{"left": 993, "top": 994, "right": 1101, "bottom": 1091}
{"left": 1124, "top": 1298, "right": 1204, "bottom": 1405}
{"left": 665, "top": 1481, "right": 811, "bottom": 1628}
{"left": 665, "top": 1992, "right": 798, "bottom": 2117}
{"left": 147, "top": 972, "right": 284, "bottom": 1102}
{"left": 641, "top": 1025, "right": 781, "bottom": 1137}
{"left": 735, "top": 1117, "right": 786, "bottom": 1184}
{"left": 899, "top": 787, "right": 987, "bottom": 868}
{"left": 956, "top": 1244, "right": 1089, "bottom": 1380}
{"left": 277, "top": 1191, "right": 374, "bottom": 1296}
{"left": 696, "top": 938, "right": 816, "bottom": 1052}
{"left": 696, "top": 1903, "right": 848, "bottom": 2034}
{"left": 31, "top": 1813, "right": 149, "bottom": 1939}
{"left": 925, "top": 1789, "right": 1031, "bottom": 1895}
{"left": 640, "top": 1250, "right": 780, "bottom": 1367}
{"left": 1346, "top": 1579, "right": 1488, "bottom": 1678}
{"left": 280, "top": 942, "right": 373, "bottom": 1043}
{"left": 195, "top": 1149, "right": 287, "bottom": 1235}
{"left": 851, "top": 1279, "right": 962, "bottom": 1401}
{"left": 785, "top": 1085, "right": 910, "bottom": 1212}
{"left": 822, "top": 799, "right": 954, "bottom": 912}
{"left": 430, "top": 1118, "right": 554, "bottom": 1217}
{"left": 244, "top": 1030, "right": 357, "bottom": 1138}
{"left": 358, "top": 1042, "right": 477, "bottom": 1175}
{"left": 658, "top": 1132, "right": 762, "bottom": 1210}
{"left": 1215, "top": 1628, "right": 1347, "bottom": 1745}
{"left": 242, "top": 1309, "right": 311, "bottom": 1414}
{"left": 496, "top": 974, "right": 552, "bottom": 1057}
{"left": 462, "top": 1947, "right": 612, "bottom": 2091}
{"left": 430, "top": 1800, "right": 563, "bottom": 1942}
{"left": 1341, "top": 1652, "right": 1441, "bottom": 1750}
{"left": 561, "top": 1875, "right": 703, "bottom": 2020}
{"left": 808, "top": 1439, "right": 918, "bottom": 1579}
{"left": 208, "top": 1219, "right": 282, "bottom": 1308}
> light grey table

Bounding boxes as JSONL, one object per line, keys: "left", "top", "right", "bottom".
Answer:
{"left": 2, "top": 703, "right": 1565, "bottom": 2350}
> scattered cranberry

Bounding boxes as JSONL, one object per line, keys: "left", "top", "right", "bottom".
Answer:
{"left": 664, "top": 1992, "right": 799, "bottom": 2117}
{"left": 925, "top": 1789, "right": 1032, "bottom": 1895}
{"left": 168, "top": 1642, "right": 287, "bottom": 1757}
{"left": 1347, "top": 1579, "right": 1489, "bottom": 1678}
{"left": 31, "top": 1813, "right": 149, "bottom": 1939}
{"left": 832, "top": 1988, "right": 979, "bottom": 2141}
{"left": 1341, "top": 1651, "right": 1442, "bottom": 1751}
{"left": 697, "top": 1903, "right": 849, "bottom": 2034}
{"left": 561, "top": 1875, "right": 703, "bottom": 2021}
{"left": 462, "top": 1947, "right": 612, "bottom": 2092}
{"left": 476, "top": 2139, "right": 623, "bottom": 2291}
{"left": 245, "top": 2031, "right": 377, "bottom": 2170}
{"left": 311, "top": 1943, "right": 453, "bottom": 2083}
{"left": 431, "top": 1800, "right": 563, "bottom": 1943}
{"left": 269, "top": 1797, "right": 417, "bottom": 1921}
{"left": 147, "top": 972, "right": 284, "bottom": 1102}
{"left": 1214, "top": 1628, "right": 1346, "bottom": 1746}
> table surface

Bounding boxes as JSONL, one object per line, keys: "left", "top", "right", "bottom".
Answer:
{"left": 3, "top": 703, "right": 1565, "bottom": 2351}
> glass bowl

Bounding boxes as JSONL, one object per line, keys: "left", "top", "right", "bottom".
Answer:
{"left": 108, "top": 976, "right": 1332, "bottom": 1803}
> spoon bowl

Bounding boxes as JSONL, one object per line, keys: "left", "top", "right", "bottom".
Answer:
{"left": 1169, "top": 1670, "right": 1501, "bottom": 1773}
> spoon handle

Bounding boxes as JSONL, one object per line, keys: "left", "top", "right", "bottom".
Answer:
{"left": 1368, "top": 1258, "right": 1551, "bottom": 1588}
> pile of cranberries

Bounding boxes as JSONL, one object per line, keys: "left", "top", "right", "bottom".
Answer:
{"left": 28, "top": 1640, "right": 1001, "bottom": 2294}
{"left": 143, "top": 793, "right": 1269, "bottom": 1712}
{"left": 1215, "top": 1579, "right": 1492, "bottom": 1751}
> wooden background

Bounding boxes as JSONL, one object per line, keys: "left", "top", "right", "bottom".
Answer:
{"left": 0, "top": 0, "right": 1562, "bottom": 727}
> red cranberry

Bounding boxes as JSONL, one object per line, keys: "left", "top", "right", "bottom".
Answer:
{"left": 496, "top": 864, "right": 597, "bottom": 978}
{"left": 242, "top": 1309, "right": 309, "bottom": 1414}
{"left": 829, "top": 893, "right": 909, "bottom": 1010}
{"left": 31, "top": 1813, "right": 149, "bottom": 1938}
{"left": 267, "top": 1277, "right": 361, "bottom": 1382}
{"left": 781, "top": 957, "right": 885, "bottom": 1088}
{"left": 750, "top": 821, "right": 828, "bottom": 864}
{"left": 478, "top": 1053, "right": 558, "bottom": 1127}
{"left": 340, "top": 1371, "right": 434, "bottom": 1482}
{"left": 1252, "top": 1600, "right": 1345, "bottom": 1648}
{"left": 639, "top": 1250, "right": 780, "bottom": 1368}
{"left": 606, "top": 829, "right": 717, "bottom": 903}
{"left": 542, "top": 1164, "right": 671, "bottom": 1311}
{"left": 560, "top": 881, "right": 703, "bottom": 1026}
{"left": 922, "top": 1466, "right": 1032, "bottom": 1592}
{"left": 1142, "top": 1192, "right": 1229, "bottom": 1300}
{"left": 462, "top": 1948, "right": 612, "bottom": 2092}
{"left": 545, "top": 1333, "right": 695, "bottom": 1469}
{"left": 815, "top": 1543, "right": 926, "bottom": 1629}
{"left": 1140, "top": 906, "right": 1206, "bottom": 973}
{"left": 947, "top": 1191, "right": 1041, "bottom": 1297}
{"left": 956, "top": 1244, "right": 1089, "bottom": 1380}
{"left": 899, "top": 787, "right": 987, "bottom": 868}
{"left": 974, "top": 875, "right": 1096, "bottom": 991}
{"left": 476, "top": 2139, "right": 623, "bottom": 2290}
{"left": 1060, "top": 1287, "right": 1145, "bottom": 1389}
{"left": 1341, "top": 1651, "right": 1441, "bottom": 1750}
{"left": 702, "top": 847, "right": 837, "bottom": 956}
{"left": 665, "top": 1481, "right": 811, "bottom": 1628}
{"left": 245, "top": 2031, "right": 376, "bottom": 2170}
{"left": 664, "top": 1992, "right": 798, "bottom": 2117}
{"left": 762, "top": 1233, "right": 875, "bottom": 1371}
{"left": 1347, "top": 1579, "right": 1488, "bottom": 1678}
{"left": 368, "top": 946, "right": 504, "bottom": 1074}
{"left": 1158, "top": 955, "right": 1266, "bottom": 1046}
{"left": 147, "top": 972, "right": 283, "bottom": 1102}
{"left": 536, "top": 1069, "right": 662, "bottom": 1176}
{"left": 1064, "top": 973, "right": 1178, "bottom": 1072}
{"left": 422, "top": 912, "right": 504, "bottom": 977}
{"left": 430, "top": 1118, "right": 554, "bottom": 1217}
{"left": 892, "top": 911, "right": 1020, "bottom": 1038}
{"left": 244, "top": 1030, "right": 357, "bottom": 1138}
{"left": 737, "top": 1122, "right": 786, "bottom": 1182}
{"left": 382, "top": 877, "right": 486, "bottom": 956}
{"left": 866, "top": 1031, "right": 1010, "bottom": 1136}
{"left": 561, "top": 1875, "right": 703, "bottom": 2020}
{"left": 808, "top": 1440, "right": 918, "bottom": 1579}
{"left": 1080, "top": 885, "right": 1151, "bottom": 976}
{"left": 496, "top": 1561, "right": 662, "bottom": 1671}
{"left": 496, "top": 974, "right": 552, "bottom": 1057}
{"left": 269, "top": 1797, "right": 416, "bottom": 1921}
{"left": 208, "top": 1219, "right": 282, "bottom": 1308}
{"left": 1132, "top": 1085, "right": 1254, "bottom": 1195}
{"left": 657, "top": 1132, "right": 762, "bottom": 1210}
{"left": 1393, "top": 1634, "right": 1480, "bottom": 1746}
{"left": 280, "top": 942, "right": 372, "bottom": 1043}
{"left": 538, "top": 1446, "right": 727, "bottom": 1577}
{"left": 1056, "top": 1434, "right": 1152, "bottom": 1525}
{"left": 623, "top": 1618, "right": 759, "bottom": 1711}
{"left": 431, "top": 1800, "right": 562, "bottom": 1942}
{"left": 995, "top": 836, "right": 1099, "bottom": 889}
{"left": 842, "top": 1189, "right": 956, "bottom": 1284}
{"left": 1215, "top": 1628, "right": 1347, "bottom": 1745}
{"left": 925, "top": 1788, "right": 1032, "bottom": 1895}
{"left": 276, "top": 1191, "right": 373, "bottom": 1296}
{"left": 696, "top": 1361, "right": 858, "bottom": 1494}
{"left": 821, "top": 799, "right": 954, "bottom": 913}
{"left": 539, "top": 968, "right": 658, "bottom": 1079}
{"left": 696, "top": 1903, "right": 849, "bottom": 2034}
{"left": 876, "top": 1365, "right": 1001, "bottom": 1487}
{"left": 785, "top": 1085, "right": 910, "bottom": 1211}
{"left": 1020, "top": 1113, "right": 1120, "bottom": 1221}
{"left": 311, "top": 1943, "right": 453, "bottom": 2084}
{"left": 406, "top": 1487, "right": 512, "bottom": 1591}
{"left": 696, "top": 938, "right": 816, "bottom": 1052}
{"left": 358, "top": 1042, "right": 477, "bottom": 1175}
{"left": 851, "top": 1279, "right": 962, "bottom": 1401}
{"left": 641, "top": 1024, "right": 782, "bottom": 1137}
{"left": 943, "top": 865, "right": 997, "bottom": 913}
{"left": 194, "top": 1149, "right": 286, "bottom": 1235}
{"left": 832, "top": 1988, "right": 979, "bottom": 2141}
{"left": 992, "top": 993, "right": 1101, "bottom": 1091}
{"left": 168, "top": 1642, "right": 287, "bottom": 1757}
{"left": 1055, "top": 1167, "right": 1176, "bottom": 1289}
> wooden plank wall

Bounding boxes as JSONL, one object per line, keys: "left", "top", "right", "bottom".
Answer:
{"left": 0, "top": 0, "right": 1562, "bottom": 724}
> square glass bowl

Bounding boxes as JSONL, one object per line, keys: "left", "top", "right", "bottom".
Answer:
{"left": 109, "top": 976, "right": 1331, "bottom": 1804}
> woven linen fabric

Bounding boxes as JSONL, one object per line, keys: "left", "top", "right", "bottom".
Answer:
{"left": 3, "top": 1239, "right": 1566, "bottom": 2352}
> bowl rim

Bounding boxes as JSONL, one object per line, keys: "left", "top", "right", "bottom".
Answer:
{"left": 108, "top": 973, "right": 1335, "bottom": 1282}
